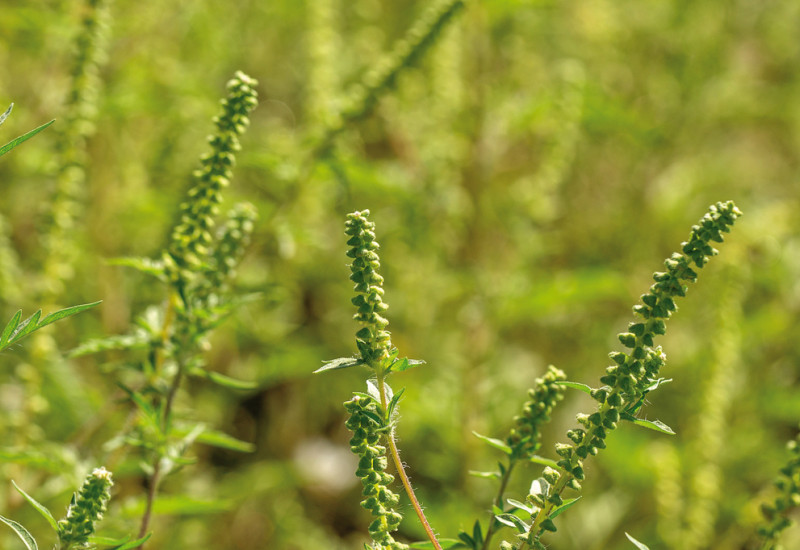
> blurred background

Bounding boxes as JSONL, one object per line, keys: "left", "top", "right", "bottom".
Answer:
{"left": 1, "top": 0, "right": 800, "bottom": 548}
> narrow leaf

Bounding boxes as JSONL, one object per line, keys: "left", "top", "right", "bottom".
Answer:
{"left": 313, "top": 357, "right": 364, "bottom": 374}
{"left": 529, "top": 455, "right": 561, "bottom": 469}
{"left": 620, "top": 415, "right": 676, "bottom": 435}
{"left": 472, "top": 520, "right": 483, "bottom": 546}
{"left": 108, "top": 257, "right": 166, "bottom": 280}
{"left": 109, "top": 533, "right": 151, "bottom": 549}
{"left": 11, "top": 481, "right": 58, "bottom": 533}
{"left": 36, "top": 301, "right": 102, "bottom": 330}
{"left": 0, "top": 310, "right": 22, "bottom": 347}
{"left": 0, "top": 119, "right": 55, "bottom": 157}
{"left": 625, "top": 532, "right": 651, "bottom": 550}
{"left": 203, "top": 370, "right": 258, "bottom": 391}
{"left": 472, "top": 432, "right": 513, "bottom": 455}
{"left": 549, "top": 496, "right": 581, "bottom": 519}
{"left": 9, "top": 310, "right": 42, "bottom": 344}
{"left": 386, "top": 387, "right": 405, "bottom": 421}
{"left": 495, "top": 513, "right": 529, "bottom": 533}
{"left": 0, "top": 104, "right": 12, "bottom": 126}
{"left": 0, "top": 515, "right": 38, "bottom": 550}
{"left": 468, "top": 470, "right": 501, "bottom": 480}
{"left": 195, "top": 430, "right": 255, "bottom": 453}
{"left": 506, "top": 498, "right": 535, "bottom": 515}
{"left": 556, "top": 381, "right": 593, "bottom": 395}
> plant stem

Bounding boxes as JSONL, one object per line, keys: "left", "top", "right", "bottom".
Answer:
{"left": 480, "top": 460, "right": 516, "bottom": 550}
{"left": 377, "top": 374, "right": 443, "bottom": 550}
{"left": 138, "top": 458, "right": 161, "bottom": 540}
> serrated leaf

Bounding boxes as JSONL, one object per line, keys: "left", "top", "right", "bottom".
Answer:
{"left": 195, "top": 430, "right": 255, "bottom": 453}
{"left": 625, "top": 532, "right": 651, "bottom": 550}
{"left": 472, "top": 432, "right": 513, "bottom": 455}
{"left": 11, "top": 481, "right": 57, "bottom": 533}
{"left": 0, "top": 118, "right": 54, "bottom": 157}
{"left": 495, "top": 513, "right": 529, "bottom": 533}
{"left": 549, "top": 496, "right": 581, "bottom": 519}
{"left": 620, "top": 415, "right": 676, "bottom": 435}
{"left": 556, "top": 381, "right": 593, "bottom": 395}
{"left": 0, "top": 515, "right": 38, "bottom": 550}
{"left": 314, "top": 357, "right": 364, "bottom": 374}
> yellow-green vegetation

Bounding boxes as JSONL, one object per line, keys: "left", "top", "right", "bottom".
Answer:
{"left": 2, "top": 1, "right": 800, "bottom": 549}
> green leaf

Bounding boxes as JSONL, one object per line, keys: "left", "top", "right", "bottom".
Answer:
{"left": 189, "top": 368, "right": 258, "bottom": 391}
{"left": 549, "top": 496, "right": 581, "bottom": 519}
{"left": 0, "top": 515, "right": 38, "bottom": 550}
{"left": 0, "top": 104, "right": 12, "bottom": 127}
{"left": 109, "top": 533, "right": 151, "bottom": 549}
{"left": 506, "top": 498, "right": 535, "bottom": 515}
{"left": 472, "top": 520, "right": 483, "bottom": 546}
{"left": 36, "top": 301, "right": 102, "bottom": 331}
{"left": 11, "top": 481, "right": 58, "bottom": 533}
{"left": 8, "top": 310, "right": 42, "bottom": 345}
{"left": 195, "top": 430, "right": 255, "bottom": 453}
{"left": 556, "top": 381, "right": 593, "bottom": 395}
{"left": 468, "top": 470, "right": 501, "bottom": 480}
{"left": 495, "top": 513, "right": 529, "bottom": 533}
{"left": 620, "top": 415, "right": 676, "bottom": 435}
{"left": 108, "top": 257, "right": 166, "bottom": 280}
{"left": 472, "top": 432, "right": 513, "bottom": 455}
{"left": 68, "top": 333, "right": 149, "bottom": 357}
{"left": 314, "top": 357, "right": 365, "bottom": 374}
{"left": 0, "top": 310, "right": 22, "bottom": 347}
{"left": 0, "top": 118, "right": 54, "bottom": 157}
{"left": 390, "top": 357, "right": 425, "bottom": 373}
{"left": 528, "top": 455, "right": 561, "bottom": 469}
{"left": 625, "top": 532, "right": 651, "bottom": 550}
{"left": 385, "top": 387, "right": 405, "bottom": 421}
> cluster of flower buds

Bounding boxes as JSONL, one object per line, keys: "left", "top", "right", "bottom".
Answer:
{"left": 345, "top": 210, "right": 393, "bottom": 369}
{"left": 506, "top": 366, "right": 567, "bottom": 459}
{"left": 166, "top": 71, "right": 258, "bottom": 279}
{"left": 344, "top": 395, "right": 407, "bottom": 550}
{"left": 57, "top": 467, "right": 113, "bottom": 548}
{"left": 759, "top": 429, "right": 800, "bottom": 546}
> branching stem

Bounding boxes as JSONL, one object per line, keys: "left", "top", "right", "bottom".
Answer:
{"left": 480, "top": 460, "right": 516, "bottom": 550}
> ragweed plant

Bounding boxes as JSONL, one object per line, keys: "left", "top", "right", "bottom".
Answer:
{"left": 757, "top": 429, "right": 800, "bottom": 550}
{"left": 70, "top": 71, "right": 259, "bottom": 544}
{"left": 1, "top": 467, "right": 148, "bottom": 550}
{"left": 316, "top": 210, "right": 433, "bottom": 550}
{"left": 325, "top": 202, "right": 743, "bottom": 550}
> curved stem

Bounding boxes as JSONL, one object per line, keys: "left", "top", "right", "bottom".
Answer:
{"left": 377, "top": 374, "right": 443, "bottom": 550}
{"left": 480, "top": 459, "right": 516, "bottom": 550}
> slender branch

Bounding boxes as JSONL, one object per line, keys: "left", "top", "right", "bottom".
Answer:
{"left": 377, "top": 374, "right": 443, "bottom": 550}
{"left": 138, "top": 458, "right": 161, "bottom": 540}
{"left": 480, "top": 460, "right": 516, "bottom": 550}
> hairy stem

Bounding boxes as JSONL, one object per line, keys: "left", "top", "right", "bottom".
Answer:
{"left": 377, "top": 374, "right": 443, "bottom": 550}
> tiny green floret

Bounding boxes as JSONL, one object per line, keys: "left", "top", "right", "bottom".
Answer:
{"left": 507, "top": 366, "right": 567, "bottom": 459}
{"left": 758, "top": 428, "right": 800, "bottom": 549}
{"left": 57, "top": 467, "right": 113, "bottom": 548}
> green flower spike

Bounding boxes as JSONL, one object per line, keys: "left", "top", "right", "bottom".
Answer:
{"left": 166, "top": 71, "right": 258, "bottom": 279}
{"left": 525, "top": 201, "right": 742, "bottom": 544}
{"left": 57, "top": 467, "right": 113, "bottom": 548}
{"left": 507, "top": 366, "right": 567, "bottom": 459}
{"left": 345, "top": 210, "right": 393, "bottom": 369}
{"left": 345, "top": 395, "right": 408, "bottom": 550}
{"left": 758, "top": 428, "right": 800, "bottom": 549}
